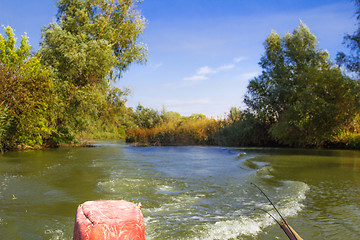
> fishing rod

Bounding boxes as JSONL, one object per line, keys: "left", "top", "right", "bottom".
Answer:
{"left": 251, "top": 182, "right": 303, "bottom": 240}
{"left": 254, "top": 208, "right": 281, "bottom": 226}
{"left": 254, "top": 208, "right": 302, "bottom": 240}
{"left": 251, "top": 182, "right": 289, "bottom": 226}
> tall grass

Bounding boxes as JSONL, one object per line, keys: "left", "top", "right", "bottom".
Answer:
{"left": 126, "top": 118, "right": 218, "bottom": 146}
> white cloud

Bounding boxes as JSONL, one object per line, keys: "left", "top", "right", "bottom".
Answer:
{"left": 163, "top": 75, "right": 207, "bottom": 88}
{"left": 241, "top": 72, "right": 259, "bottom": 80}
{"left": 233, "top": 56, "right": 247, "bottom": 63}
{"left": 197, "top": 66, "right": 217, "bottom": 75}
{"left": 183, "top": 75, "right": 208, "bottom": 81}
{"left": 196, "top": 64, "right": 235, "bottom": 76}
{"left": 216, "top": 64, "right": 235, "bottom": 71}
{"left": 167, "top": 58, "right": 240, "bottom": 88}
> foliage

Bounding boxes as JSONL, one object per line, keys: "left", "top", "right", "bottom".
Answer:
{"left": 215, "top": 108, "right": 274, "bottom": 147}
{"left": 38, "top": 0, "right": 147, "bottom": 145}
{"left": 0, "top": 2, "right": 145, "bottom": 150}
{"left": 0, "top": 26, "right": 58, "bottom": 150}
{"left": 0, "top": 105, "right": 12, "bottom": 153}
{"left": 126, "top": 115, "right": 218, "bottom": 146}
{"left": 245, "top": 22, "right": 360, "bottom": 147}
{"left": 245, "top": 22, "right": 330, "bottom": 123}
{"left": 77, "top": 86, "right": 131, "bottom": 139}
{"left": 125, "top": 107, "right": 274, "bottom": 147}
{"left": 3, "top": 3, "right": 360, "bottom": 151}
{"left": 161, "top": 110, "right": 182, "bottom": 123}
{"left": 0, "top": 26, "right": 31, "bottom": 68}
{"left": 40, "top": 0, "right": 147, "bottom": 86}
{"left": 51, "top": 81, "right": 104, "bottom": 140}
{"left": 125, "top": 106, "right": 217, "bottom": 145}
{"left": 131, "top": 104, "right": 164, "bottom": 129}
{"left": 336, "top": 0, "right": 360, "bottom": 77}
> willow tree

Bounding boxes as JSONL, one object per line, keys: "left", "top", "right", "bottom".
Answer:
{"left": 40, "top": 0, "right": 147, "bottom": 136}
{"left": 41, "top": 0, "right": 147, "bottom": 86}
{"left": 245, "top": 22, "right": 359, "bottom": 147}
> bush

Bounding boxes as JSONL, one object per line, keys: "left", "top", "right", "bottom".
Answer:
{"left": 126, "top": 116, "right": 218, "bottom": 146}
{"left": 0, "top": 26, "right": 58, "bottom": 150}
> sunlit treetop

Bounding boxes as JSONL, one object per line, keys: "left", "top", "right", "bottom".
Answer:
{"left": 0, "top": 26, "right": 32, "bottom": 67}
{"left": 41, "top": 0, "right": 147, "bottom": 86}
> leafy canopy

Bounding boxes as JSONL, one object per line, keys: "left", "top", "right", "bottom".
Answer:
{"left": 0, "top": 26, "right": 31, "bottom": 67}
{"left": 245, "top": 22, "right": 359, "bottom": 147}
{"left": 40, "top": 0, "right": 147, "bottom": 86}
{"left": 0, "top": 26, "right": 57, "bottom": 150}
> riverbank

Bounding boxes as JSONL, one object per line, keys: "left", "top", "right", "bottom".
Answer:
{"left": 5, "top": 140, "right": 96, "bottom": 152}
{"left": 125, "top": 114, "right": 360, "bottom": 150}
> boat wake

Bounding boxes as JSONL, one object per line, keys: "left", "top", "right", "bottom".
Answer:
{"left": 196, "top": 181, "right": 309, "bottom": 240}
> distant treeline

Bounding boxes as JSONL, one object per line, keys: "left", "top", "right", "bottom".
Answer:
{"left": 1, "top": 0, "right": 360, "bottom": 152}
{"left": 125, "top": 106, "right": 274, "bottom": 147}
{"left": 127, "top": 20, "right": 360, "bottom": 149}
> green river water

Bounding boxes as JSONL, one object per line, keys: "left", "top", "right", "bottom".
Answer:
{"left": 0, "top": 140, "right": 360, "bottom": 239}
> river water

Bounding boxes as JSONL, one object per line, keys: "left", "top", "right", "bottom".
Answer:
{"left": 0, "top": 140, "right": 360, "bottom": 239}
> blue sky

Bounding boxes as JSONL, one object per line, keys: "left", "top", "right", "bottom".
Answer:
{"left": 0, "top": 0, "right": 357, "bottom": 117}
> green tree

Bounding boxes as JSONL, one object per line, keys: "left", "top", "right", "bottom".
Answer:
{"left": 161, "top": 110, "right": 182, "bottom": 122}
{"left": 40, "top": 0, "right": 147, "bottom": 86}
{"left": 133, "top": 104, "right": 163, "bottom": 129}
{"left": 0, "top": 26, "right": 57, "bottom": 150}
{"left": 245, "top": 22, "right": 359, "bottom": 147}
{"left": 0, "top": 105, "right": 11, "bottom": 153}
{"left": 0, "top": 26, "right": 31, "bottom": 68}
{"left": 336, "top": 0, "right": 360, "bottom": 77}
{"left": 189, "top": 113, "right": 207, "bottom": 120}
{"left": 215, "top": 108, "right": 273, "bottom": 147}
{"left": 39, "top": 0, "right": 147, "bottom": 140}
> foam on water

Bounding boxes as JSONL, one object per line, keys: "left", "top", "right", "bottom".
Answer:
{"left": 44, "top": 229, "right": 64, "bottom": 240}
{"left": 157, "top": 185, "right": 174, "bottom": 192}
{"left": 147, "top": 193, "right": 200, "bottom": 214}
{"left": 142, "top": 181, "right": 309, "bottom": 239}
{"left": 97, "top": 178, "right": 145, "bottom": 194}
{"left": 196, "top": 215, "right": 274, "bottom": 239}
{"left": 196, "top": 181, "right": 309, "bottom": 240}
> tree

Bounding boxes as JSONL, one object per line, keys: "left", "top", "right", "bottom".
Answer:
{"left": 40, "top": 0, "right": 147, "bottom": 86}
{"left": 216, "top": 108, "right": 273, "bottom": 147}
{"left": 0, "top": 26, "right": 58, "bottom": 150}
{"left": 0, "top": 105, "right": 11, "bottom": 153}
{"left": 133, "top": 104, "right": 163, "bottom": 129}
{"left": 336, "top": 0, "right": 360, "bottom": 77}
{"left": 0, "top": 26, "right": 31, "bottom": 68}
{"left": 245, "top": 22, "right": 359, "bottom": 147}
{"left": 39, "top": 0, "right": 147, "bottom": 139}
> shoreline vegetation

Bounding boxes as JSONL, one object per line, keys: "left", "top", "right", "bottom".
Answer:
{"left": 124, "top": 107, "right": 360, "bottom": 150}
{"left": 1, "top": 0, "right": 360, "bottom": 152}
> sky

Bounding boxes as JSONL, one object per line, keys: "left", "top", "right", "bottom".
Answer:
{"left": 0, "top": 0, "right": 358, "bottom": 117}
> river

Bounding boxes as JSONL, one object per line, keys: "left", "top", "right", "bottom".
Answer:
{"left": 0, "top": 140, "right": 359, "bottom": 239}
